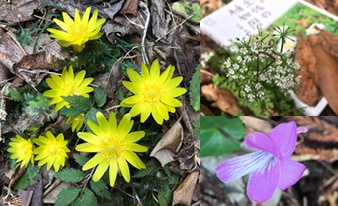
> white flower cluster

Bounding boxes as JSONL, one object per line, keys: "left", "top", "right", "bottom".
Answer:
{"left": 223, "top": 35, "right": 301, "bottom": 102}
{"left": 201, "top": 51, "right": 214, "bottom": 68}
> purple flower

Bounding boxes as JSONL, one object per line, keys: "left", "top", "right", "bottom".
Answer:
{"left": 216, "top": 121, "right": 307, "bottom": 203}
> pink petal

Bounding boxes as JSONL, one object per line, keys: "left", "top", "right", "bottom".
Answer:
{"left": 278, "top": 159, "right": 306, "bottom": 190}
{"left": 297, "top": 126, "right": 308, "bottom": 134}
{"left": 269, "top": 121, "right": 297, "bottom": 158}
{"left": 247, "top": 159, "right": 281, "bottom": 203}
{"left": 245, "top": 133, "right": 278, "bottom": 156}
{"left": 216, "top": 151, "right": 274, "bottom": 183}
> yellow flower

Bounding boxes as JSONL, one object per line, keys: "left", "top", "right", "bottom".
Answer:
{"left": 120, "top": 59, "right": 187, "bottom": 125}
{"left": 66, "top": 113, "right": 85, "bottom": 132}
{"left": 7, "top": 135, "right": 34, "bottom": 168}
{"left": 76, "top": 112, "right": 147, "bottom": 187}
{"left": 43, "top": 66, "right": 94, "bottom": 111}
{"left": 47, "top": 7, "right": 106, "bottom": 52}
{"left": 33, "top": 132, "right": 70, "bottom": 172}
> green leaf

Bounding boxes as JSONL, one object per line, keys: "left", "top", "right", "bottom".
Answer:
{"left": 85, "top": 107, "right": 101, "bottom": 125}
{"left": 25, "top": 93, "right": 55, "bottom": 116}
{"left": 132, "top": 159, "right": 157, "bottom": 178}
{"left": 55, "top": 186, "right": 81, "bottom": 206}
{"left": 172, "top": 2, "right": 200, "bottom": 22}
{"left": 8, "top": 88, "right": 24, "bottom": 102}
{"left": 94, "top": 87, "right": 107, "bottom": 108}
{"left": 13, "top": 164, "right": 39, "bottom": 190}
{"left": 72, "top": 188, "right": 98, "bottom": 206}
{"left": 200, "top": 116, "right": 245, "bottom": 157}
{"left": 189, "top": 66, "right": 200, "bottom": 111}
{"left": 54, "top": 168, "right": 86, "bottom": 183}
{"left": 158, "top": 187, "right": 172, "bottom": 206}
{"left": 62, "top": 95, "right": 92, "bottom": 111}
{"left": 73, "top": 153, "right": 89, "bottom": 167}
{"left": 61, "top": 107, "right": 83, "bottom": 117}
{"left": 89, "top": 179, "right": 112, "bottom": 200}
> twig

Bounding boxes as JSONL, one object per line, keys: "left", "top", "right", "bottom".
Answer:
{"left": 123, "top": 1, "right": 150, "bottom": 64}
{"left": 154, "top": 14, "right": 194, "bottom": 43}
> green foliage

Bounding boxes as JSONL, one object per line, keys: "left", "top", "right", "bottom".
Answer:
{"left": 73, "top": 153, "right": 89, "bottom": 167}
{"left": 189, "top": 65, "right": 200, "bottom": 111}
{"left": 89, "top": 179, "right": 112, "bottom": 200}
{"left": 72, "top": 188, "right": 98, "bottom": 206}
{"left": 192, "top": 121, "right": 200, "bottom": 139}
{"left": 14, "top": 28, "right": 32, "bottom": 46}
{"left": 271, "top": 2, "right": 338, "bottom": 36}
{"left": 59, "top": 39, "right": 122, "bottom": 76}
{"left": 54, "top": 168, "right": 86, "bottom": 183}
{"left": 13, "top": 164, "right": 40, "bottom": 190}
{"left": 211, "top": 26, "right": 302, "bottom": 115}
{"left": 172, "top": 1, "right": 201, "bottom": 22}
{"left": 7, "top": 88, "right": 24, "bottom": 102}
{"left": 61, "top": 95, "right": 92, "bottom": 117}
{"left": 158, "top": 186, "right": 173, "bottom": 206}
{"left": 200, "top": 116, "right": 245, "bottom": 157}
{"left": 24, "top": 93, "right": 55, "bottom": 116}
{"left": 55, "top": 186, "right": 81, "bottom": 206}
{"left": 131, "top": 160, "right": 178, "bottom": 205}
{"left": 93, "top": 87, "right": 107, "bottom": 108}
{"left": 85, "top": 107, "right": 101, "bottom": 125}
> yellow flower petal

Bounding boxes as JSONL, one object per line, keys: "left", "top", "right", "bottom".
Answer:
{"left": 43, "top": 66, "right": 94, "bottom": 111}
{"left": 117, "top": 114, "right": 133, "bottom": 139}
{"left": 124, "top": 151, "right": 146, "bottom": 169}
{"left": 48, "top": 7, "right": 106, "bottom": 52}
{"left": 92, "top": 160, "right": 109, "bottom": 182}
{"left": 124, "top": 143, "right": 148, "bottom": 152}
{"left": 75, "top": 111, "right": 147, "bottom": 187}
{"left": 155, "top": 103, "right": 169, "bottom": 120}
{"left": 83, "top": 153, "right": 105, "bottom": 170}
{"left": 150, "top": 59, "right": 160, "bottom": 79}
{"left": 33, "top": 132, "right": 69, "bottom": 171}
{"left": 82, "top": 7, "right": 91, "bottom": 24}
{"left": 76, "top": 142, "right": 101, "bottom": 152}
{"left": 118, "top": 158, "right": 130, "bottom": 182}
{"left": 124, "top": 131, "right": 145, "bottom": 143}
{"left": 109, "top": 160, "right": 118, "bottom": 187}
{"left": 120, "top": 59, "right": 186, "bottom": 125}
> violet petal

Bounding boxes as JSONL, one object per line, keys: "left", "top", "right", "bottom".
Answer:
{"left": 269, "top": 121, "right": 297, "bottom": 158}
{"left": 216, "top": 151, "right": 274, "bottom": 183}
{"left": 278, "top": 159, "right": 306, "bottom": 190}
{"left": 245, "top": 132, "right": 278, "bottom": 156}
{"left": 247, "top": 158, "right": 281, "bottom": 203}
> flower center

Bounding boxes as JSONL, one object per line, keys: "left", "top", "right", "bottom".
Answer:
{"left": 141, "top": 83, "right": 162, "bottom": 104}
{"left": 101, "top": 136, "right": 124, "bottom": 160}
{"left": 69, "top": 23, "right": 88, "bottom": 43}
{"left": 61, "top": 84, "right": 80, "bottom": 97}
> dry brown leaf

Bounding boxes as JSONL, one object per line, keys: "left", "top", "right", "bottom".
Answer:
{"left": 150, "top": 149, "right": 176, "bottom": 167}
{"left": 176, "top": 140, "right": 196, "bottom": 171}
{"left": 0, "top": 30, "right": 27, "bottom": 73}
{"left": 320, "top": 29, "right": 338, "bottom": 58}
{"left": 18, "top": 190, "right": 33, "bottom": 206}
{"left": 0, "top": 0, "right": 49, "bottom": 24}
{"left": 294, "top": 37, "right": 319, "bottom": 105}
{"left": 305, "top": 0, "right": 338, "bottom": 16}
{"left": 120, "top": 0, "right": 139, "bottom": 16}
{"left": 151, "top": 120, "right": 182, "bottom": 155}
{"left": 173, "top": 171, "right": 199, "bottom": 205}
{"left": 309, "top": 34, "right": 338, "bottom": 114}
{"left": 201, "top": 84, "right": 240, "bottom": 115}
{"left": 43, "top": 182, "right": 70, "bottom": 204}
{"left": 200, "top": 69, "right": 213, "bottom": 85}
{"left": 150, "top": 120, "right": 182, "bottom": 166}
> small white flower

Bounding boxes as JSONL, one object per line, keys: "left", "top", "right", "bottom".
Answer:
{"left": 277, "top": 36, "right": 297, "bottom": 53}
{"left": 305, "top": 23, "right": 325, "bottom": 35}
{"left": 230, "top": 45, "right": 239, "bottom": 53}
